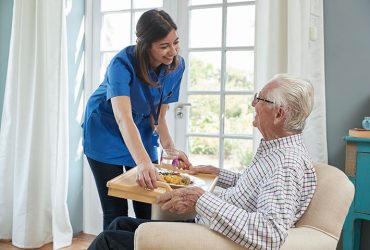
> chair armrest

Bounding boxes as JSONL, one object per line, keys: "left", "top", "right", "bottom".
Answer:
{"left": 135, "top": 223, "right": 338, "bottom": 250}
{"left": 280, "top": 227, "right": 338, "bottom": 250}
{"left": 134, "top": 222, "right": 245, "bottom": 250}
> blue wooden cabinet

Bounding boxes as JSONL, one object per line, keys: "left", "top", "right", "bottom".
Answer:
{"left": 343, "top": 136, "right": 370, "bottom": 250}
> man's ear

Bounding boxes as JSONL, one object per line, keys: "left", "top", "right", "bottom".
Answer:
{"left": 273, "top": 107, "right": 286, "bottom": 125}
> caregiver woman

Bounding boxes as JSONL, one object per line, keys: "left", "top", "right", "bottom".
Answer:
{"left": 82, "top": 9, "right": 190, "bottom": 229}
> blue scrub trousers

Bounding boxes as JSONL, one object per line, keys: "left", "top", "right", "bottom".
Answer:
{"left": 87, "top": 157, "right": 152, "bottom": 230}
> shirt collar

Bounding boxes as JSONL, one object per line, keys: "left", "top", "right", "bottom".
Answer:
{"left": 257, "top": 133, "right": 303, "bottom": 155}
{"left": 149, "top": 64, "right": 169, "bottom": 82}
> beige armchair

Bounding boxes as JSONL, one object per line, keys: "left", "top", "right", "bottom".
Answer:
{"left": 135, "top": 162, "right": 354, "bottom": 250}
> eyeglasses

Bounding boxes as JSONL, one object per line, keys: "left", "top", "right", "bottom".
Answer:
{"left": 253, "top": 93, "right": 275, "bottom": 104}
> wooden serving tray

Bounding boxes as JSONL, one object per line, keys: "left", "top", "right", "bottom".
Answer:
{"left": 107, "top": 164, "right": 219, "bottom": 204}
{"left": 156, "top": 163, "right": 219, "bottom": 190}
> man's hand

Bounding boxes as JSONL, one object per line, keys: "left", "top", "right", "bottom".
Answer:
{"left": 157, "top": 186, "right": 205, "bottom": 214}
{"left": 189, "top": 165, "right": 220, "bottom": 176}
{"left": 136, "top": 162, "right": 160, "bottom": 190}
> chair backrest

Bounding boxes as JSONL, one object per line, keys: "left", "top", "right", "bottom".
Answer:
{"left": 295, "top": 162, "right": 354, "bottom": 239}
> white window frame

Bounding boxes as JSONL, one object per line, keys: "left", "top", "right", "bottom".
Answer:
{"left": 176, "top": 0, "right": 256, "bottom": 169}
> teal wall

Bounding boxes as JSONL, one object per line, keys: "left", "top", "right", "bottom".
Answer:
{"left": 0, "top": 0, "right": 13, "bottom": 120}
{"left": 324, "top": 0, "right": 370, "bottom": 249}
{"left": 65, "top": 0, "right": 85, "bottom": 234}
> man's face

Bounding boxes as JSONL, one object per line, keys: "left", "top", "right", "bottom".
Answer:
{"left": 252, "top": 82, "right": 279, "bottom": 139}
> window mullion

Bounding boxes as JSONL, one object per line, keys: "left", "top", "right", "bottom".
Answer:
{"left": 130, "top": 0, "right": 134, "bottom": 44}
{"left": 91, "top": 0, "right": 102, "bottom": 90}
{"left": 219, "top": 0, "right": 228, "bottom": 169}
{"left": 174, "top": 0, "right": 190, "bottom": 152}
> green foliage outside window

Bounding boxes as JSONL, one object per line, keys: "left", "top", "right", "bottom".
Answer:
{"left": 188, "top": 57, "right": 254, "bottom": 169}
{"left": 190, "top": 137, "right": 218, "bottom": 155}
{"left": 225, "top": 68, "right": 254, "bottom": 90}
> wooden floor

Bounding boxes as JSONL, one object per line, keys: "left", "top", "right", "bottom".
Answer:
{"left": 0, "top": 233, "right": 96, "bottom": 250}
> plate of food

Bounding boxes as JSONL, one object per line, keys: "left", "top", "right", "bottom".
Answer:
{"left": 158, "top": 168, "right": 197, "bottom": 188}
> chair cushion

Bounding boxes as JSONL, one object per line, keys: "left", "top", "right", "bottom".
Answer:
{"left": 296, "top": 163, "right": 354, "bottom": 239}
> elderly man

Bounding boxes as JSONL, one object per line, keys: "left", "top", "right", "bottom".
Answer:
{"left": 88, "top": 74, "right": 317, "bottom": 250}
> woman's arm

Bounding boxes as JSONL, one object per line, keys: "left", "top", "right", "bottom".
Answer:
{"left": 111, "top": 96, "right": 159, "bottom": 189}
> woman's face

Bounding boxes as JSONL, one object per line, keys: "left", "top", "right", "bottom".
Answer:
{"left": 148, "top": 29, "right": 179, "bottom": 69}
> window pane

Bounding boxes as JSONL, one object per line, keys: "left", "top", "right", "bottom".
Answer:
{"left": 225, "top": 51, "right": 254, "bottom": 91}
{"left": 101, "top": 13, "right": 130, "bottom": 51}
{"left": 189, "top": 0, "right": 222, "bottom": 5}
{"left": 190, "top": 8, "right": 222, "bottom": 48}
{"left": 189, "top": 95, "right": 220, "bottom": 133}
{"left": 101, "top": 0, "right": 131, "bottom": 12}
{"left": 133, "top": 0, "right": 163, "bottom": 9}
{"left": 189, "top": 137, "right": 219, "bottom": 166}
{"left": 100, "top": 52, "right": 116, "bottom": 82}
{"left": 224, "top": 95, "right": 254, "bottom": 135}
{"left": 226, "top": 5, "right": 255, "bottom": 46}
{"left": 223, "top": 139, "right": 253, "bottom": 172}
{"left": 189, "top": 51, "right": 221, "bottom": 91}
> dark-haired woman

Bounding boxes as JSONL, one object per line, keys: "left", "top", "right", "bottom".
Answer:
{"left": 82, "top": 9, "right": 190, "bottom": 229}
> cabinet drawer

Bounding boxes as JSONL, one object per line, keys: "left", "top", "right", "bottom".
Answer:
{"left": 355, "top": 153, "right": 370, "bottom": 213}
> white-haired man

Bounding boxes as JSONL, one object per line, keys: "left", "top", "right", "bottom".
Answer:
{"left": 88, "top": 74, "right": 317, "bottom": 250}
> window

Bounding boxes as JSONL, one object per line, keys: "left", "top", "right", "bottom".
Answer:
{"left": 96, "top": 0, "right": 163, "bottom": 82}
{"left": 88, "top": 0, "right": 256, "bottom": 172}
{"left": 184, "top": 0, "right": 255, "bottom": 172}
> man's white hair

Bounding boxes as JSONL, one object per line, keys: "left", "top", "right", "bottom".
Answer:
{"left": 266, "top": 74, "right": 314, "bottom": 132}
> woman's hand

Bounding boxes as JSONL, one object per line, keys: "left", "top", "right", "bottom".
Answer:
{"left": 189, "top": 164, "right": 220, "bottom": 176}
{"left": 177, "top": 150, "right": 192, "bottom": 170}
{"left": 136, "top": 162, "right": 160, "bottom": 190}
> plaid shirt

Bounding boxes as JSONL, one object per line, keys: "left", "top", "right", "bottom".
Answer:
{"left": 195, "top": 134, "right": 317, "bottom": 250}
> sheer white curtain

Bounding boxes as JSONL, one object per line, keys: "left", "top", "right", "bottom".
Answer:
{"left": 254, "top": 0, "right": 328, "bottom": 162}
{"left": 0, "top": 0, "right": 72, "bottom": 249}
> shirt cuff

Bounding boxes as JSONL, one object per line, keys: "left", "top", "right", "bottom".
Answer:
{"left": 196, "top": 192, "right": 225, "bottom": 223}
{"left": 216, "top": 168, "right": 238, "bottom": 188}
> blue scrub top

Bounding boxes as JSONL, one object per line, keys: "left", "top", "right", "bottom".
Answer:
{"left": 82, "top": 45, "right": 185, "bottom": 166}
